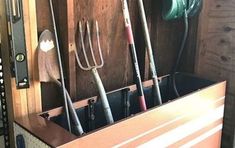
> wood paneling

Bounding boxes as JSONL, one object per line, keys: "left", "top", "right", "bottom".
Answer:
{"left": 0, "top": 0, "right": 42, "bottom": 126}
{"left": 36, "top": 0, "right": 199, "bottom": 110}
{"left": 196, "top": 0, "right": 235, "bottom": 147}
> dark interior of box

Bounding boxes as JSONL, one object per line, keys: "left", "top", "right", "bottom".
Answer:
{"left": 48, "top": 73, "right": 215, "bottom": 136}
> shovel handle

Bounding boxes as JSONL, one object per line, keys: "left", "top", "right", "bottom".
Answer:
{"left": 121, "top": 0, "right": 147, "bottom": 111}
{"left": 137, "top": 0, "right": 162, "bottom": 105}
{"left": 49, "top": 75, "right": 84, "bottom": 135}
{"left": 139, "top": 96, "right": 147, "bottom": 111}
{"left": 152, "top": 76, "right": 162, "bottom": 105}
{"left": 65, "top": 91, "right": 84, "bottom": 135}
{"left": 92, "top": 68, "right": 114, "bottom": 124}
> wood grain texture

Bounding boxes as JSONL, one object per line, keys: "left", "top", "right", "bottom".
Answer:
{"left": 196, "top": 0, "right": 235, "bottom": 147}
{"left": 36, "top": 0, "right": 199, "bottom": 109}
{"left": 56, "top": 0, "right": 134, "bottom": 99}
{"left": 0, "top": 0, "right": 42, "bottom": 118}
{"left": 24, "top": 0, "right": 42, "bottom": 115}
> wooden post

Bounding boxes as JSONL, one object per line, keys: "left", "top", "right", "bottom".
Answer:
{"left": 22, "top": 0, "right": 42, "bottom": 115}
{"left": 0, "top": 0, "right": 42, "bottom": 145}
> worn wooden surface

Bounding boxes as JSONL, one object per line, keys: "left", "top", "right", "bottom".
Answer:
{"left": 196, "top": 0, "right": 235, "bottom": 147}
{"left": 36, "top": 0, "right": 199, "bottom": 110}
{"left": 0, "top": 2, "right": 41, "bottom": 146}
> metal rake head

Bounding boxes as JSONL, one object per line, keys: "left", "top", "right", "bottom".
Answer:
{"left": 75, "top": 21, "right": 104, "bottom": 71}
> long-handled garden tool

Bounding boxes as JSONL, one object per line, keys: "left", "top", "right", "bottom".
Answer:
{"left": 121, "top": 0, "right": 147, "bottom": 111}
{"left": 38, "top": 30, "right": 84, "bottom": 135}
{"left": 74, "top": 21, "right": 114, "bottom": 124}
{"left": 47, "top": 0, "right": 71, "bottom": 132}
{"left": 137, "top": 0, "right": 162, "bottom": 105}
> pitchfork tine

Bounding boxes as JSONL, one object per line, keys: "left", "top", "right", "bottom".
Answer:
{"left": 75, "top": 20, "right": 114, "bottom": 124}
{"left": 86, "top": 21, "right": 98, "bottom": 66}
{"left": 79, "top": 21, "right": 91, "bottom": 69}
{"left": 75, "top": 22, "right": 89, "bottom": 71}
{"left": 75, "top": 21, "right": 104, "bottom": 70}
{"left": 96, "top": 21, "right": 104, "bottom": 68}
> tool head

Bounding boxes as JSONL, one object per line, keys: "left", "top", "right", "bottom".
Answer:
{"left": 38, "top": 29, "right": 60, "bottom": 82}
{"left": 74, "top": 21, "right": 104, "bottom": 71}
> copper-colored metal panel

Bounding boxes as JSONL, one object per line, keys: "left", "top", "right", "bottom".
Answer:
{"left": 193, "top": 131, "right": 222, "bottom": 148}
{"left": 15, "top": 115, "right": 77, "bottom": 147}
{"left": 60, "top": 81, "right": 226, "bottom": 148}
{"left": 168, "top": 118, "right": 222, "bottom": 147}
{"left": 14, "top": 79, "right": 226, "bottom": 147}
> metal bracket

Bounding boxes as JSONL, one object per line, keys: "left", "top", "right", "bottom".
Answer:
{"left": 122, "top": 88, "right": 130, "bottom": 117}
{"left": 40, "top": 112, "right": 50, "bottom": 120}
{"left": 16, "top": 134, "right": 25, "bottom": 148}
{"left": 87, "top": 99, "right": 96, "bottom": 131}
{"left": 5, "top": 0, "right": 29, "bottom": 89}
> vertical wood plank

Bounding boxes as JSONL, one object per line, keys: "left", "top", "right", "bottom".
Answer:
{"left": 0, "top": 0, "right": 42, "bottom": 117}
{"left": 196, "top": 0, "right": 235, "bottom": 147}
{"left": 37, "top": 0, "right": 199, "bottom": 109}
{"left": 23, "top": 0, "right": 42, "bottom": 114}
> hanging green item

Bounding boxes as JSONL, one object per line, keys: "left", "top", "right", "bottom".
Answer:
{"left": 162, "top": 0, "right": 179, "bottom": 20}
{"left": 188, "top": 0, "right": 203, "bottom": 17}
{"left": 162, "top": 0, "right": 202, "bottom": 20}
{"left": 162, "top": 0, "right": 203, "bottom": 97}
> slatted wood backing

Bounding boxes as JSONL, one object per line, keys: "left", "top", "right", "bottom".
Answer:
{"left": 36, "top": 0, "right": 199, "bottom": 111}
{"left": 196, "top": 0, "right": 235, "bottom": 147}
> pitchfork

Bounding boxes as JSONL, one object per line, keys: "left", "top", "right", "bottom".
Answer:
{"left": 75, "top": 21, "right": 114, "bottom": 124}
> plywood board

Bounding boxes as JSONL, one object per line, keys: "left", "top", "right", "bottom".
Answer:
{"left": 196, "top": 0, "right": 235, "bottom": 147}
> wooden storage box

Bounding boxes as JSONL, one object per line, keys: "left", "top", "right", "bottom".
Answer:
{"left": 14, "top": 73, "right": 226, "bottom": 147}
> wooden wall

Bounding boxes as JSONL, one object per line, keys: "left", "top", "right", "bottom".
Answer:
{"left": 0, "top": 0, "right": 41, "bottom": 118}
{"left": 0, "top": 0, "right": 41, "bottom": 146}
{"left": 196, "top": 0, "right": 235, "bottom": 147}
{"left": 36, "top": 0, "right": 199, "bottom": 111}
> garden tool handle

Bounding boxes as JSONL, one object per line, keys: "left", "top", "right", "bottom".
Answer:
{"left": 139, "top": 96, "right": 147, "bottom": 111}
{"left": 49, "top": 0, "right": 71, "bottom": 132}
{"left": 65, "top": 91, "right": 85, "bottom": 135}
{"left": 137, "top": 0, "right": 162, "bottom": 105}
{"left": 92, "top": 68, "right": 114, "bottom": 124}
{"left": 152, "top": 76, "right": 162, "bottom": 105}
{"left": 122, "top": 0, "right": 147, "bottom": 111}
{"left": 48, "top": 72, "right": 85, "bottom": 135}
